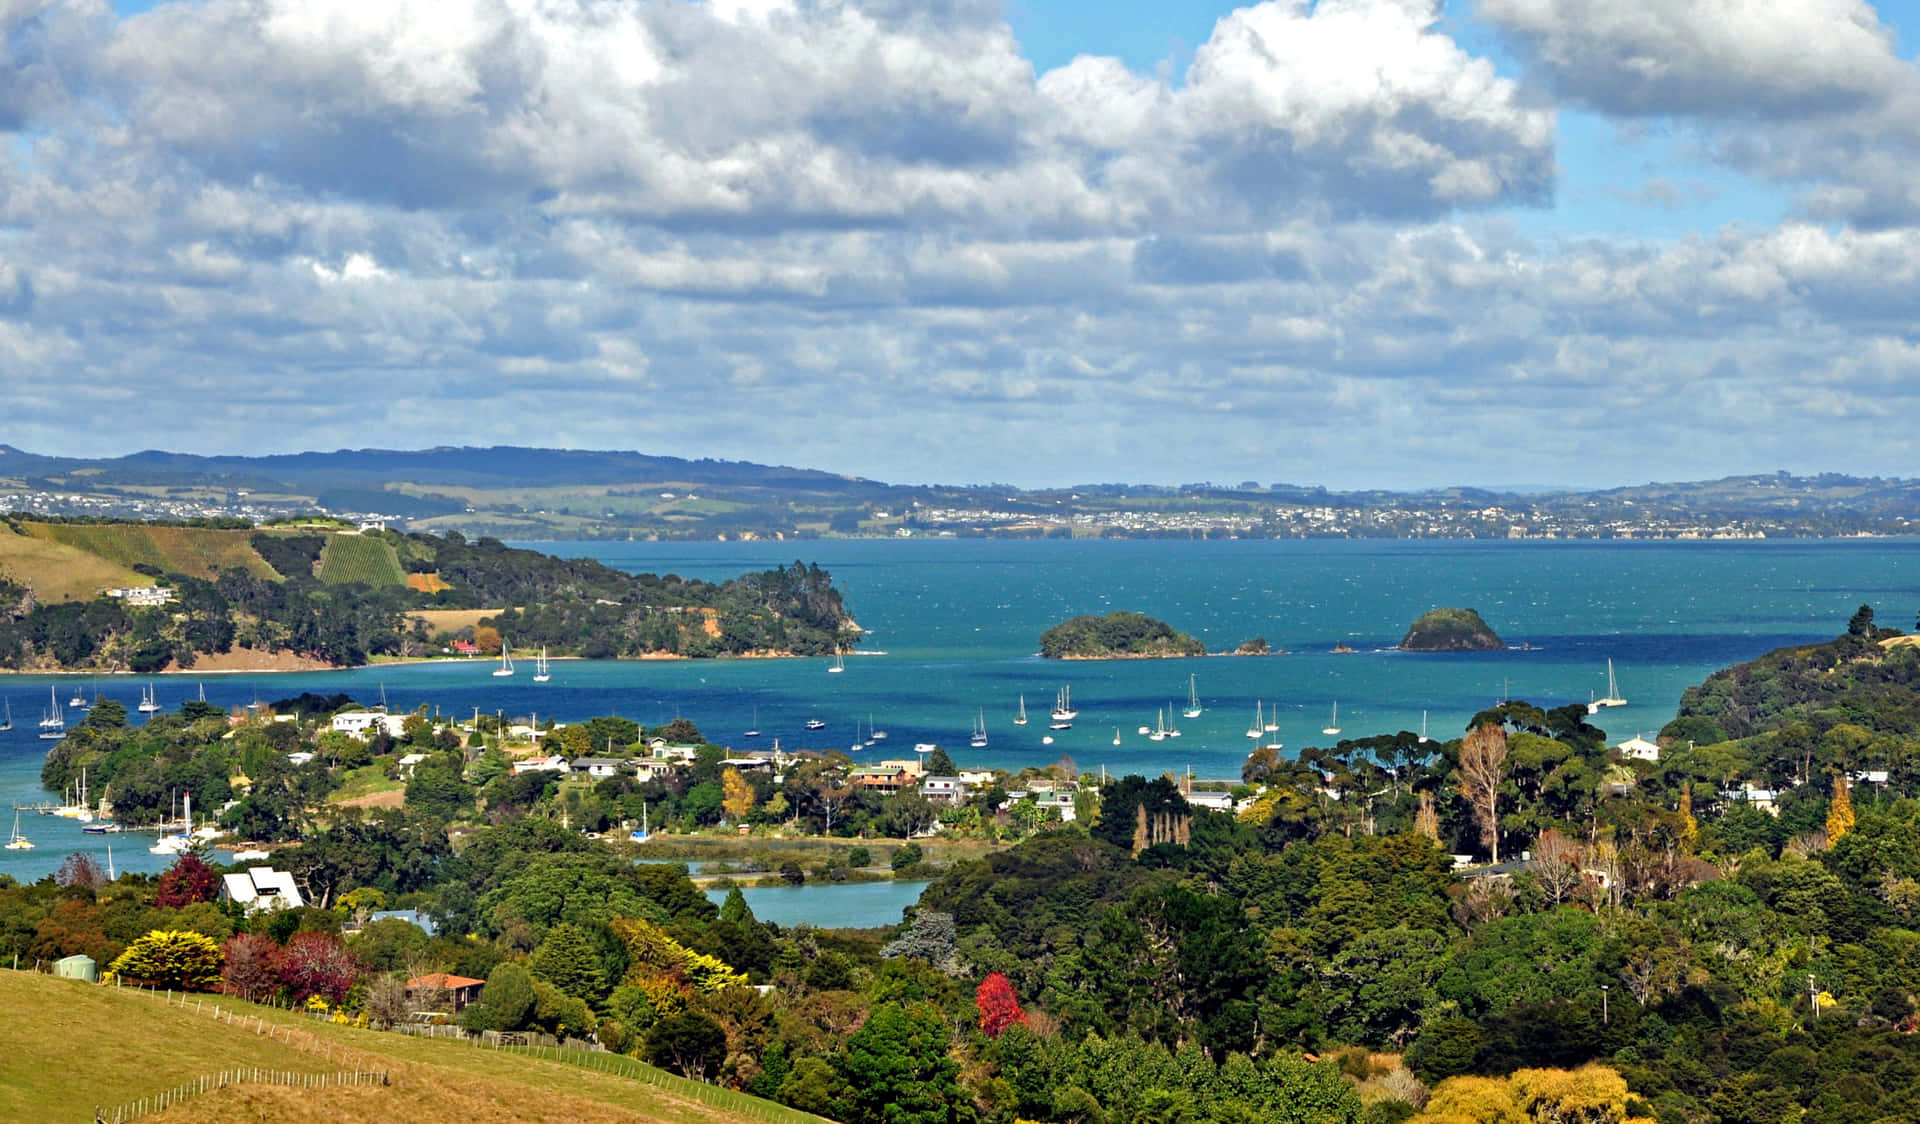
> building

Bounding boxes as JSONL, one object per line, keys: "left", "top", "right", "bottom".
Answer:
{"left": 105, "top": 586, "right": 176, "bottom": 607}
{"left": 1184, "top": 791, "right": 1236, "bottom": 813}
{"left": 396, "top": 752, "right": 429, "bottom": 777}
{"left": 512, "top": 755, "right": 569, "bottom": 776}
{"left": 569, "top": 758, "right": 623, "bottom": 779}
{"left": 331, "top": 711, "right": 408, "bottom": 739}
{"left": 1616, "top": 735, "right": 1661, "bottom": 762}
{"left": 221, "top": 867, "right": 306, "bottom": 914}
{"left": 406, "top": 973, "right": 485, "bottom": 1012}
{"left": 921, "top": 775, "right": 970, "bottom": 804}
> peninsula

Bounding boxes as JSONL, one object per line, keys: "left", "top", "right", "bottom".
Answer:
{"left": 1039, "top": 611, "right": 1206, "bottom": 659}
{"left": 1398, "top": 607, "right": 1506, "bottom": 651}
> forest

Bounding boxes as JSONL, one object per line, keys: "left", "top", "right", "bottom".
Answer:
{"left": 10, "top": 606, "right": 1920, "bottom": 1123}
{"left": 1038, "top": 612, "right": 1207, "bottom": 659}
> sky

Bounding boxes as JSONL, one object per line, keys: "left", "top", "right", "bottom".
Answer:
{"left": 4, "top": 1, "right": 1920, "bottom": 490}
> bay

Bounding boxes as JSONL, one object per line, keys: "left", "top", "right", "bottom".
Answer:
{"left": 703, "top": 880, "right": 931, "bottom": 929}
{"left": 5, "top": 537, "right": 1918, "bottom": 885}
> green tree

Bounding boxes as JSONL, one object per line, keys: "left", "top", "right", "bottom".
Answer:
{"left": 838, "top": 1001, "right": 964, "bottom": 1124}
{"left": 647, "top": 1011, "right": 728, "bottom": 1080}
{"left": 462, "top": 961, "right": 537, "bottom": 1032}
{"left": 530, "top": 921, "right": 608, "bottom": 1004}
{"left": 108, "top": 929, "right": 223, "bottom": 991}
{"left": 405, "top": 764, "right": 473, "bottom": 821}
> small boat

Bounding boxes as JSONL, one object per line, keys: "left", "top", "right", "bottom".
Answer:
{"left": 1013, "top": 695, "right": 1028, "bottom": 726}
{"left": 1149, "top": 708, "right": 1167, "bottom": 742}
{"left": 1112, "top": 728, "right": 1121, "bottom": 746}
{"left": 745, "top": 707, "right": 760, "bottom": 738}
{"left": 1322, "top": 702, "right": 1342, "bottom": 737}
{"left": 39, "top": 687, "right": 64, "bottom": 740}
{"left": 1245, "top": 700, "right": 1263, "bottom": 740}
{"left": 1264, "top": 701, "right": 1278, "bottom": 733}
{"left": 805, "top": 718, "right": 826, "bottom": 731}
{"left": 1165, "top": 703, "right": 1181, "bottom": 738}
{"left": 1049, "top": 686, "right": 1077, "bottom": 722}
{"left": 828, "top": 653, "right": 845, "bottom": 674}
{"left": 869, "top": 713, "right": 886, "bottom": 742}
{"left": 1041, "top": 735, "right": 1054, "bottom": 746}
{"left": 493, "top": 642, "right": 516, "bottom": 677}
{"left": 970, "top": 709, "right": 989, "bottom": 749}
{"left": 68, "top": 683, "right": 87, "bottom": 709}
{"left": 533, "top": 647, "right": 551, "bottom": 683}
{"left": 1182, "top": 674, "right": 1202, "bottom": 719}
{"left": 1419, "top": 711, "right": 1430, "bottom": 744}
{"left": 138, "top": 683, "right": 161, "bottom": 714}
{"left": 1589, "top": 659, "right": 1628, "bottom": 713}
{"left": 913, "top": 742, "right": 938, "bottom": 756}
{"left": 0, "top": 699, "right": 11, "bottom": 732}
{"left": 82, "top": 821, "right": 122, "bottom": 835}
{"left": 5, "top": 811, "right": 32, "bottom": 851}
{"left": 149, "top": 792, "right": 194, "bottom": 855}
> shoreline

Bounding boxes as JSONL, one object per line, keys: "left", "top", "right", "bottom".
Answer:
{"left": 0, "top": 649, "right": 829, "bottom": 676}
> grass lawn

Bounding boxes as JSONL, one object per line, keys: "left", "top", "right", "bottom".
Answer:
{"left": 0, "top": 525, "right": 148, "bottom": 602}
{"left": 328, "top": 764, "right": 406, "bottom": 803}
{"left": 0, "top": 971, "right": 818, "bottom": 1124}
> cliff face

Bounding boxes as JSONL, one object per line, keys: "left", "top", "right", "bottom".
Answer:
{"left": 1400, "top": 608, "right": 1506, "bottom": 651}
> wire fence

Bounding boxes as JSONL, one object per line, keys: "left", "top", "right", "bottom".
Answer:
{"left": 95, "top": 1067, "right": 390, "bottom": 1124}
{"left": 489, "top": 1043, "right": 831, "bottom": 1124}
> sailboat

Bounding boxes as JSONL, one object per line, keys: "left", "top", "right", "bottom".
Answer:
{"left": 1264, "top": 702, "right": 1279, "bottom": 733}
{"left": 493, "top": 641, "right": 516, "bottom": 677}
{"left": 1245, "top": 700, "right": 1264, "bottom": 740}
{"left": 970, "top": 709, "right": 989, "bottom": 749}
{"left": 1589, "top": 659, "right": 1628, "bottom": 713}
{"left": 68, "top": 681, "right": 86, "bottom": 709}
{"left": 0, "top": 699, "right": 11, "bottom": 731}
{"left": 1013, "top": 695, "right": 1028, "bottom": 726}
{"left": 1148, "top": 708, "right": 1167, "bottom": 742}
{"left": 1418, "top": 710, "right": 1430, "bottom": 744}
{"left": 39, "top": 687, "right": 64, "bottom": 740}
{"left": 5, "top": 811, "right": 31, "bottom": 851}
{"left": 138, "top": 682, "right": 161, "bottom": 714}
{"left": 828, "top": 652, "right": 845, "bottom": 674}
{"left": 744, "top": 707, "right": 761, "bottom": 738}
{"left": 1049, "top": 686, "right": 1077, "bottom": 722}
{"left": 1322, "top": 702, "right": 1342, "bottom": 737}
{"left": 1113, "top": 728, "right": 1122, "bottom": 746}
{"left": 869, "top": 713, "right": 886, "bottom": 742}
{"left": 149, "top": 792, "right": 194, "bottom": 855}
{"left": 1165, "top": 702, "right": 1181, "bottom": 738}
{"left": 533, "top": 647, "right": 551, "bottom": 683}
{"left": 1183, "top": 675, "right": 1203, "bottom": 719}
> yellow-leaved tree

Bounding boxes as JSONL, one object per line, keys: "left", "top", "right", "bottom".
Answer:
{"left": 1828, "top": 773, "right": 1856, "bottom": 843}
{"left": 1414, "top": 1065, "right": 1631, "bottom": 1124}
{"left": 109, "top": 929, "right": 224, "bottom": 991}
{"left": 721, "top": 766, "right": 755, "bottom": 823}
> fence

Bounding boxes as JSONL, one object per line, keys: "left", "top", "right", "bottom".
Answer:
{"left": 95, "top": 1068, "right": 389, "bottom": 1124}
{"left": 488, "top": 1043, "right": 830, "bottom": 1124}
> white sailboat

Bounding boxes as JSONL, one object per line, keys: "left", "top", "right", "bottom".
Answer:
{"left": 1419, "top": 710, "right": 1430, "bottom": 744}
{"left": 745, "top": 707, "right": 761, "bottom": 738}
{"left": 970, "top": 709, "right": 989, "bottom": 749}
{"left": 1264, "top": 702, "right": 1279, "bottom": 733}
{"left": 138, "top": 682, "right": 161, "bottom": 714}
{"left": 493, "top": 642, "right": 516, "bottom": 677}
{"left": 1245, "top": 700, "right": 1264, "bottom": 740}
{"left": 1112, "top": 728, "right": 1122, "bottom": 746}
{"left": 1148, "top": 708, "right": 1167, "bottom": 742}
{"left": 68, "top": 682, "right": 86, "bottom": 709}
{"left": 533, "top": 647, "right": 551, "bottom": 683}
{"left": 1183, "top": 675, "right": 1202, "bottom": 719}
{"left": 869, "top": 713, "right": 886, "bottom": 742}
{"left": 1322, "top": 702, "right": 1342, "bottom": 737}
{"left": 1165, "top": 702, "right": 1181, "bottom": 738}
{"left": 828, "top": 652, "right": 845, "bottom": 674}
{"left": 1049, "top": 686, "right": 1077, "bottom": 722}
{"left": 149, "top": 792, "right": 194, "bottom": 855}
{"left": 39, "top": 687, "right": 65, "bottom": 740}
{"left": 1589, "top": 659, "right": 1627, "bottom": 712}
{"left": 5, "top": 811, "right": 32, "bottom": 851}
{"left": 1013, "top": 695, "right": 1028, "bottom": 726}
{"left": 0, "top": 699, "right": 11, "bottom": 731}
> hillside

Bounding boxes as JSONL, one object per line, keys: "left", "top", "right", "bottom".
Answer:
{"left": 1399, "top": 607, "right": 1506, "bottom": 652}
{"left": 1039, "top": 611, "right": 1206, "bottom": 659}
{"left": 0, "top": 971, "right": 804, "bottom": 1123}
{"left": 0, "top": 521, "right": 860, "bottom": 671}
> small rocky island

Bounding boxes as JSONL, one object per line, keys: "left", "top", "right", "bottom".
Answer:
{"left": 1040, "top": 612, "right": 1206, "bottom": 659}
{"left": 1399, "top": 607, "right": 1507, "bottom": 651}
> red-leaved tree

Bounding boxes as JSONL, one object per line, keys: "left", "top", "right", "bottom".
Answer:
{"left": 221, "top": 933, "right": 283, "bottom": 1003}
{"left": 156, "top": 853, "right": 220, "bottom": 907}
{"left": 976, "top": 971, "right": 1029, "bottom": 1038}
{"left": 279, "top": 932, "right": 361, "bottom": 1004}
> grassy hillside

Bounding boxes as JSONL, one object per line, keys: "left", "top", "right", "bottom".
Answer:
{"left": 0, "top": 971, "right": 813, "bottom": 1124}
{"left": 318, "top": 533, "right": 407, "bottom": 587}
{"left": 26, "top": 522, "right": 276, "bottom": 580}
{"left": 0, "top": 524, "right": 150, "bottom": 601}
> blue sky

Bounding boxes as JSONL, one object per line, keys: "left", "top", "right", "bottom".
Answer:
{"left": 7, "top": 0, "right": 1920, "bottom": 489}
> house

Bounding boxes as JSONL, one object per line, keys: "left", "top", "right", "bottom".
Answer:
{"left": 636, "top": 759, "right": 682, "bottom": 781}
{"left": 1616, "top": 735, "right": 1661, "bottom": 762}
{"left": 331, "top": 711, "right": 408, "bottom": 739}
{"left": 406, "top": 973, "right": 485, "bottom": 1012}
{"left": 1718, "top": 785, "right": 1781, "bottom": 814}
{"left": 221, "top": 867, "right": 306, "bottom": 914}
{"left": 396, "top": 752, "right": 429, "bottom": 777}
{"left": 569, "top": 758, "right": 623, "bottom": 779}
{"left": 512, "top": 755, "right": 569, "bottom": 776}
{"left": 1184, "top": 791, "right": 1236, "bottom": 813}
{"left": 285, "top": 751, "right": 316, "bottom": 766}
{"left": 450, "top": 640, "right": 480, "bottom": 656}
{"left": 645, "top": 739, "right": 701, "bottom": 762}
{"left": 878, "top": 758, "right": 924, "bottom": 779}
{"left": 105, "top": 586, "right": 176, "bottom": 607}
{"left": 850, "top": 766, "right": 911, "bottom": 794}
{"left": 1851, "top": 770, "right": 1891, "bottom": 785}
{"left": 921, "top": 775, "right": 970, "bottom": 804}
{"left": 720, "top": 757, "right": 775, "bottom": 774}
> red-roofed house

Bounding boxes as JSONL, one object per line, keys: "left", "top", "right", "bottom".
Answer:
{"left": 406, "top": 972, "right": 486, "bottom": 1012}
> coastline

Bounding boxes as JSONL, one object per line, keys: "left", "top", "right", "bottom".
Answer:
{"left": 1, "top": 647, "right": 824, "bottom": 676}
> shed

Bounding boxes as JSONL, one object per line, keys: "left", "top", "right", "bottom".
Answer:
{"left": 54, "top": 954, "right": 98, "bottom": 982}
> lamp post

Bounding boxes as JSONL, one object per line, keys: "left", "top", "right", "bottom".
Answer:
{"left": 1808, "top": 974, "right": 1819, "bottom": 1021}
{"left": 1600, "top": 984, "right": 1609, "bottom": 1026}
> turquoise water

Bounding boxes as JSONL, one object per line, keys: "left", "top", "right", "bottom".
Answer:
{"left": 703, "top": 880, "right": 931, "bottom": 929}
{"left": 5, "top": 537, "right": 1917, "bottom": 883}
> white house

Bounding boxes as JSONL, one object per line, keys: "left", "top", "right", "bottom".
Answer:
{"left": 921, "top": 776, "right": 969, "bottom": 804}
{"left": 285, "top": 751, "right": 316, "bottom": 766}
{"left": 1185, "top": 791, "right": 1236, "bottom": 813}
{"left": 512, "top": 755, "right": 570, "bottom": 776}
{"left": 331, "top": 711, "right": 408, "bottom": 739}
{"left": 1616, "top": 735, "right": 1662, "bottom": 762}
{"left": 396, "top": 753, "right": 429, "bottom": 777}
{"left": 221, "top": 867, "right": 305, "bottom": 914}
{"left": 569, "top": 758, "right": 623, "bottom": 779}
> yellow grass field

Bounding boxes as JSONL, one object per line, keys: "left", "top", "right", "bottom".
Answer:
{"left": 409, "top": 609, "right": 504, "bottom": 634}
{"left": 0, "top": 525, "right": 150, "bottom": 601}
{"left": 0, "top": 971, "right": 811, "bottom": 1124}
{"left": 26, "top": 522, "right": 276, "bottom": 580}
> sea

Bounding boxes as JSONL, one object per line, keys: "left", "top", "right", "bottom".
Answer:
{"left": 5, "top": 536, "right": 1918, "bottom": 886}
